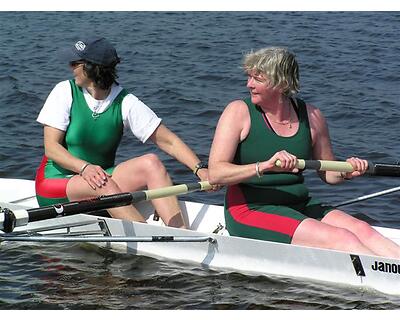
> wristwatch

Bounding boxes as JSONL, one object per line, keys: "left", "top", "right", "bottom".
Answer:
{"left": 193, "top": 161, "right": 208, "bottom": 177}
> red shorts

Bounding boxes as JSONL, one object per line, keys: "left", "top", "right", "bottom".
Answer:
{"left": 224, "top": 184, "right": 334, "bottom": 244}
{"left": 35, "top": 156, "right": 70, "bottom": 206}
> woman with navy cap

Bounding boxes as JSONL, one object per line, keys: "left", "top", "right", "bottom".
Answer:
{"left": 35, "top": 37, "right": 210, "bottom": 227}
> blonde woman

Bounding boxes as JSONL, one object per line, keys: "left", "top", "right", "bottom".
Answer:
{"left": 208, "top": 47, "right": 400, "bottom": 258}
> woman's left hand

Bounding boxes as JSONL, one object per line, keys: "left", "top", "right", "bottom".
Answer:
{"left": 342, "top": 157, "right": 369, "bottom": 179}
{"left": 197, "top": 168, "right": 222, "bottom": 191}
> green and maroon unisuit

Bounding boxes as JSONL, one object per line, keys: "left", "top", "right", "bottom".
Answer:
{"left": 225, "top": 98, "right": 334, "bottom": 244}
{"left": 35, "top": 80, "right": 128, "bottom": 206}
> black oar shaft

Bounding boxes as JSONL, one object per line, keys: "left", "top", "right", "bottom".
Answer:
{"left": 1, "top": 181, "right": 212, "bottom": 233}
{"left": 368, "top": 162, "right": 400, "bottom": 177}
{"left": 26, "top": 192, "right": 135, "bottom": 222}
{"left": 26, "top": 182, "right": 211, "bottom": 222}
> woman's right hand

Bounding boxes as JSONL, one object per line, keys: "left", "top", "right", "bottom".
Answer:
{"left": 80, "top": 164, "right": 111, "bottom": 190}
{"left": 259, "top": 150, "right": 299, "bottom": 174}
{"left": 196, "top": 168, "right": 223, "bottom": 192}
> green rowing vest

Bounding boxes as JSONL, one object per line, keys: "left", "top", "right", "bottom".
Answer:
{"left": 45, "top": 80, "right": 128, "bottom": 178}
{"left": 234, "top": 98, "right": 313, "bottom": 205}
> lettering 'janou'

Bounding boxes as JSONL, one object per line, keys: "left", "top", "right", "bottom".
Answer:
{"left": 371, "top": 261, "right": 400, "bottom": 274}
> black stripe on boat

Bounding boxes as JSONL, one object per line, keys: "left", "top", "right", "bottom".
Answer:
{"left": 350, "top": 254, "right": 366, "bottom": 277}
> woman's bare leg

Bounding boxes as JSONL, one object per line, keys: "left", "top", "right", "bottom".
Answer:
{"left": 291, "top": 218, "right": 375, "bottom": 255}
{"left": 67, "top": 154, "right": 185, "bottom": 227}
{"left": 111, "top": 153, "right": 185, "bottom": 228}
{"left": 322, "top": 210, "right": 400, "bottom": 259}
{"left": 66, "top": 174, "right": 145, "bottom": 222}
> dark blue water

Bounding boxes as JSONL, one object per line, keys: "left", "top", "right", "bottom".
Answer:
{"left": 1, "top": 11, "right": 400, "bottom": 309}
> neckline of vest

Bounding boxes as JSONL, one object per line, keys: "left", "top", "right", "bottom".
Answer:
{"left": 255, "top": 98, "right": 302, "bottom": 138}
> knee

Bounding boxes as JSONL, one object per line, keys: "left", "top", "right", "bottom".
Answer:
{"left": 96, "top": 178, "right": 121, "bottom": 195}
{"left": 142, "top": 153, "right": 167, "bottom": 175}
{"left": 352, "top": 219, "right": 376, "bottom": 239}
{"left": 334, "top": 228, "right": 362, "bottom": 246}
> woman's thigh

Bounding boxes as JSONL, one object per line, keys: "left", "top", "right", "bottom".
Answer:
{"left": 66, "top": 174, "right": 116, "bottom": 200}
{"left": 111, "top": 153, "right": 169, "bottom": 191}
{"left": 67, "top": 153, "right": 169, "bottom": 200}
{"left": 291, "top": 217, "right": 374, "bottom": 255}
{"left": 225, "top": 185, "right": 307, "bottom": 243}
{"left": 321, "top": 209, "right": 376, "bottom": 240}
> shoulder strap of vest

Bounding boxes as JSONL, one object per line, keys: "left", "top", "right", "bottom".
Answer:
{"left": 244, "top": 97, "right": 263, "bottom": 116}
{"left": 244, "top": 97, "right": 252, "bottom": 110}
{"left": 68, "top": 79, "right": 84, "bottom": 99}
{"left": 292, "top": 97, "right": 311, "bottom": 131}
{"left": 115, "top": 88, "right": 129, "bottom": 104}
{"left": 291, "top": 97, "right": 305, "bottom": 110}
{"left": 291, "top": 97, "right": 306, "bottom": 117}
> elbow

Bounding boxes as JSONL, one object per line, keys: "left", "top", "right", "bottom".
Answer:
{"left": 44, "top": 147, "right": 52, "bottom": 159}
{"left": 208, "top": 166, "right": 221, "bottom": 185}
{"left": 43, "top": 142, "right": 57, "bottom": 161}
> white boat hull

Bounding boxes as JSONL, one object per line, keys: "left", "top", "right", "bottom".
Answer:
{"left": 1, "top": 178, "right": 400, "bottom": 295}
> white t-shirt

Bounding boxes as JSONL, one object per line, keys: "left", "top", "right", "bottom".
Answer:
{"left": 36, "top": 80, "right": 162, "bottom": 143}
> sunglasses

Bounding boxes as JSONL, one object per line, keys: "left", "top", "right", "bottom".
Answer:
{"left": 69, "top": 61, "right": 84, "bottom": 67}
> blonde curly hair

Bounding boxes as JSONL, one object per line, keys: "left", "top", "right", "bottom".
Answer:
{"left": 243, "top": 47, "right": 300, "bottom": 97}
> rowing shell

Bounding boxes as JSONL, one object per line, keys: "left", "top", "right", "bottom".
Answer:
{"left": 1, "top": 178, "right": 400, "bottom": 295}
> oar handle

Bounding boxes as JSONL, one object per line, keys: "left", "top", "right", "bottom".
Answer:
{"left": 143, "top": 181, "right": 212, "bottom": 201}
{"left": 275, "top": 159, "right": 400, "bottom": 176}
{"left": 297, "top": 159, "right": 355, "bottom": 172}
{"left": 275, "top": 159, "right": 354, "bottom": 172}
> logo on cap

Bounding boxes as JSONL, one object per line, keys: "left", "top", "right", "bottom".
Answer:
{"left": 75, "top": 41, "right": 86, "bottom": 51}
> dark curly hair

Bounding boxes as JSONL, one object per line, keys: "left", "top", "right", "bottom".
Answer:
{"left": 83, "top": 60, "right": 120, "bottom": 90}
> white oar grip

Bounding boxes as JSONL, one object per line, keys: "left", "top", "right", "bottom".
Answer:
{"left": 198, "top": 181, "right": 213, "bottom": 191}
{"left": 144, "top": 181, "right": 213, "bottom": 201}
{"left": 275, "top": 159, "right": 354, "bottom": 172}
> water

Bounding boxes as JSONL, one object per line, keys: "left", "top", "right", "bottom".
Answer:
{"left": 0, "top": 11, "right": 400, "bottom": 309}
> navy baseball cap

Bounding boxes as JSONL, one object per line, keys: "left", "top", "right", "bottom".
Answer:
{"left": 60, "top": 37, "right": 120, "bottom": 66}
